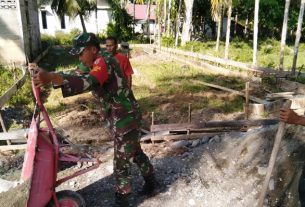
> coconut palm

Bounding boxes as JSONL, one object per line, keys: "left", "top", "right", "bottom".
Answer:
{"left": 224, "top": 0, "right": 232, "bottom": 60}
{"left": 145, "top": 0, "right": 152, "bottom": 42}
{"left": 279, "top": 0, "right": 291, "bottom": 71}
{"left": 51, "top": 0, "right": 97, "bottom": 32}
{"left": 253, "top": 0, "right": 260, "bottom": 66}
{"left": 181, "top": 0, "right": 195, "bottom": 45}
{"left": 175, "top": 0, "right": 182, "bottom": 46}
{"left": 210, "top": 0, "right": 224, "bottom": 52}
{"left": 166, "top": 0, "right": 172, "bottom": 36}
{"left": 292, "top": 0, "right": 305, "bottom": 75}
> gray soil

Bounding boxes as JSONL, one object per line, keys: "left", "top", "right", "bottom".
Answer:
{"left": 0, "top": 50, "right": 304, "bottom": 207}
{"left": 1, "top": 123, "right": 304, "bottom": 207}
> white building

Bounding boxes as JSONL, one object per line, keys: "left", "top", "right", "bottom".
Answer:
{"left": 0, "top": 0, "right": 41, "bottom": 64}
{"left": 126, "top": 4, "right": 156, "bottom": 35}
{"left": 38, "top": 0, "right": 112, "bottom": 35}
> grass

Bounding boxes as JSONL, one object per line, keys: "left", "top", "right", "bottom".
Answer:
{"left": 38, "top": 45, "right": 246, "bottom": 122}
{"left": 178, "top": 38, "right": 305, "bottom": 71}
{"left": 131, "top": 56, "right": 246, "bottom": 120}
{"left": 2, "top": 38, "right": 290, "bottom": 128}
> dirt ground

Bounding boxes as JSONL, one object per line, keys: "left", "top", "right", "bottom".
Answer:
{"left": 0, "top": 49, "right": 304, "bottom": 207}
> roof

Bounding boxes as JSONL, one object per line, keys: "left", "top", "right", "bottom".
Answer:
{"left": 126, "top": 4, "right": 156, "bottom": 20}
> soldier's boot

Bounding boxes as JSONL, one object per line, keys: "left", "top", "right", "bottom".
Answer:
{"left": 140, "top": 173, "right": 157, "bottom": 197}
{"left": 115, "top": 192, "right": 132, "bottom": 207}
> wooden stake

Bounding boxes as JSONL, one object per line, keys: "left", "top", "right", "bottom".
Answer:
{"left": 245, "top": 82, "right": 250, "bottom": 120}
{"left": 151, "top": 112, "right": 155, "bottom": 125}
{"left": 151, "top": 112, "right": 155, "bottom": 144}
{"left": 0, "top": 112, "right": 11, "bottom": 145}
{"left": 188, "top": 103, "right": 192, "bottom": 123}
{"left": 258, "top": 100, "right": 292, "bottom": 207}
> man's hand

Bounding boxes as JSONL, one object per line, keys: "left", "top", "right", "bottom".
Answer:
{"left": 279, "top": 108, "right": 300, "bottom": 124}
{"left": 32, "top": 67, "right": 52, "bottom": 88}
{"left": 28, "top": 63, "right": 64, "bottom": 88}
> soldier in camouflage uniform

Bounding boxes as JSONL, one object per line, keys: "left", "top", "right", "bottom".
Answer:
{"left": 29, "top": 33, "right": 155, "bottom": 207}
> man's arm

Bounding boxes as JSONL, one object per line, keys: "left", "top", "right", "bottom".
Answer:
{"left": 127, "top": 76, "right": 132, "bottom": 88}
{"left": 29, "top": 57, "right": 109, "bottom": 97}
{"left": 124, "top": 56, "right": 133, "bottom": 88}
{"left": 29, "top": 64, "right": 64, "bottom": 87}
{"left": 29, "top": 65, "right": 102, "bottom": 97}
{"left": 279, "top": 108, "right": 305, "bottom": 126}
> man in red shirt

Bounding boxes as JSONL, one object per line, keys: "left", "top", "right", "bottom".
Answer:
{"left": 106, "top": 37, "right": 133, "bottom": 88}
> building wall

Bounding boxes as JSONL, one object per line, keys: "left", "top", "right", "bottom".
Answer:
{"left": 38, "top": 2, "right": 112, "bottom": 36}
{"left": 0, "top": 0, "right": 41, "bottom": 64}
{"left": 0, "top": 0, "right": 26, "bottom": 64}
{"left": 134, "top": 21, "right": 155, "bottom": 35}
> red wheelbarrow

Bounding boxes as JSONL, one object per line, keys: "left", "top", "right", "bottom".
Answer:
{"left": 21, "top": 71, "right": 100, "bottom": 207}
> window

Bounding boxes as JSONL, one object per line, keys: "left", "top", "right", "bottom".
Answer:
{"left": 41, "top": 11, "right": 47, "bottom": 29}
{"left": 60, "top": 15, "right": 66, "bottom": 29}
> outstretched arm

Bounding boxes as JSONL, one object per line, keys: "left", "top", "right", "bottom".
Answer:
{"left": 28, "top": 63, "right": 64, "bottom": 87}
{"left": 279, "top": 108, "right": 305, "bottom": 126}
{"left": 28, "top": 60, "right": 108, "bottom": 97}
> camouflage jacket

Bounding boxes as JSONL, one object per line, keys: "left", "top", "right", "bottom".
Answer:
{"left": 58, "top": 52, "right": 141, "bottom": 136}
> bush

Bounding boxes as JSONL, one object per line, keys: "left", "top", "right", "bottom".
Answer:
{"left": 105, "top": 22, "right": 133, "bottom": 42}
{"left": 41, "top": 29, "right": 82, "bottom": 47}
{"left": 0, "top": 66, "right": 33, "bottom": 107}
{"left": 179, "top": 41, "right": 206, "bottom": 53}
{"left": 70, "top": 28, "right": 81, "bottom": 38}
{"left": 55, "top": 31, "right": 73, "bottom": 45}
{"left": 97, "top": 31, "right": 107, "bottom": 43}
{"left": 130, "top": 33, "right": 150, "bottom": 44}
{"left": 41, "top": 34, "right": 59, "bottom": 47}
{"left": 161, "top": 36, "right": 175, "bottom": 47}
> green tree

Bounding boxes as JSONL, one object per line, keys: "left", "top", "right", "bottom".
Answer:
{"left": 181, "top": 0, "right": 194, "bottom": 45}
{"left": 292, "top": 0, "right": 305, "bottom": 74}
{"left": 279, "top": 0, "right": 291, "bottom": 70}
{"left": 107, "top": 0, "right": 133, "bottom": 41}
{"left": 51, "top": 0, "right": 97, "bottom": 32}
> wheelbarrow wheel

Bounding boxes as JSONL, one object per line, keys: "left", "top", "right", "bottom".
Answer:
{"left": 46, "top": 190, "right": 86, "bottom": 207}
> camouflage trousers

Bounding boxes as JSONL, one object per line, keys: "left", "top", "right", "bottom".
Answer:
{"left": 113, "top": 129, "right": 154, "bottom": 194}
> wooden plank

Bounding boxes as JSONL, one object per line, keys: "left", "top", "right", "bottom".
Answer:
{"left": 141, "top": 44, "right": 292, "bottom": 77}
{"left": 161, "top": 133, "right": 221, "bottom": 142}
{"left": 150, "top": 119, "right": 279, "bottom": 132}
{"left": 160, "top": 46, "right": 282, "bottom": 75}
{"left": 141, "top": 131, "right": 171, "bottom": 142}
{"left": 205, "top": 119, "right": 279, "bottom": 128}
{"left": 0, "top": 128, "right": 28, "bottom": 141}
{"left": 151, "top": 123, "right": 204, "bottom": 132}
{"left": 266, "top": 92, "right": 295, "bottom": 100}
{"left": 154, "top": 48, "right": 263, "bottom": 82}
{"left": 0, "top": 144, "right": 27, "bottom": 151}
{"left": 192, "top": 80, "right": 268, "bottom": 104}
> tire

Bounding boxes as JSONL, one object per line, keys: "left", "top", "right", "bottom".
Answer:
{"left": 46, "top": 190, "right": 86, "bottom": 207}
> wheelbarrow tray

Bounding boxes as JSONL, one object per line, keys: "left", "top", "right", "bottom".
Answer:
{"left": 21, "top": 117, "right": 56, "bottom": 207}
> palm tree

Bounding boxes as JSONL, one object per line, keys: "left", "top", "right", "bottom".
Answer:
{"left": 210, "top": 0, "right": 224, "bottom": 52}
{"left": 51, "top": 0, "right": 97, "bottom": 32}
{"left": 164, "top": 0, "right": 167, "bottom": 34}
{"left": 154, "top": 0, "right": 163, "bottom": 47}
{"left": 166, "top": 0, "right": 172, "bottom": 36}
{"left": 181, "top": 0, "right": 195, "bottom": 46}
{"left": 253, "top": 0, "right": 260, "bottom": 66}
{"left": 175, "top": 0, "right": 182, "bottom": 46}
{"left": 292, "top": 0, "right": 305, "bottom": 75}
{"left": 224, "top": 0, "right": 232, "bottom": 60}
{"left": 145, "top": 0, "right": 152, "bottom": 43}
{"left": 279, "top": 0, "right": 291, "bottom": 71}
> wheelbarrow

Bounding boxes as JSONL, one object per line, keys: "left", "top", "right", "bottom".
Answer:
{"left": 21, "top": 70, "right": 100, "bottom": 207}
